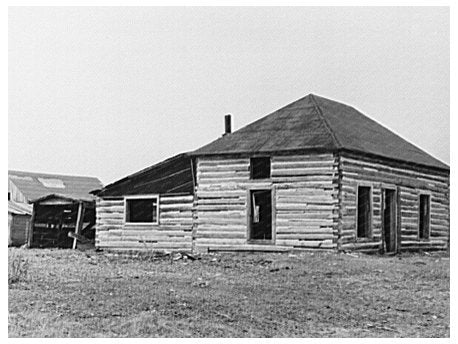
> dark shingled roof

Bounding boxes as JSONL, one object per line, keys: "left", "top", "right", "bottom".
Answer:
{"left": 190, "top": 94, "right": 449, "bottom": 171}
{"left": 8, "top": 170, "right": 103, "bottom": 203}
{"left": 96, "top": 153, "right": 194, "bottom": 197}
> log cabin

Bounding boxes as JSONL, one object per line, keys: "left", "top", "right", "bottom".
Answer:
{"left": 95, "top": 94, "right": 449, "bottom": 253}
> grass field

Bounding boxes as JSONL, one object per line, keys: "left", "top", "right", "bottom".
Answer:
{"left": 8, "top": 247, "right": 449, "bottom": 337}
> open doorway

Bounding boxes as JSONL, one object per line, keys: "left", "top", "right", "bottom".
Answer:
{"left": 357, "top": 186, "right": 372, "bottom": 238}
{"left": 383, "top": 189, "right": 397, "bottom": 253}
{"left": 248, "top": 189, "right": 272, "bottom": 242}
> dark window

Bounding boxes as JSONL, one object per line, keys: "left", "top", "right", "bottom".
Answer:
{"left": 419, "top": 194, "right": 430, "bottom": 239}
{"left": 8, "top": 192, "right": 11, "bottom": 201}
{"left": 250, "top": 157, "right": 271, "bottom": 179}
{"left": 357, "top": 186, "right": 372, "bottom": 238}
{"left": 125, "top": 197, "right": 158, "bottom": 223}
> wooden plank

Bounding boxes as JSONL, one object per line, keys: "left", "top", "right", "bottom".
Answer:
{"left": 73, "top": 202, "right": 85, "bottom": 249}
{"left": 205, "top": 245, "right": 291, "bottom": 252}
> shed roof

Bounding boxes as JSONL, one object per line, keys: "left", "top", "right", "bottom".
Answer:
{"left": 8, "top": 170, "right": 103, "bottom": 203}
{"left": 190, "top": 94, "right": 448, "bottom": 171}
{"left": 96, "top": 153, "right": 194, "bottom": 197}
{"left": 30, "top": 193, "right": 96, "bottom": 204}
{"left": 8, "top": 201, "right": 32, "bottom": 216}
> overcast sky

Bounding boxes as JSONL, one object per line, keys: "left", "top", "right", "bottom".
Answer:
{"left": 8, "top": 7, "right": 449, "bottom": 184}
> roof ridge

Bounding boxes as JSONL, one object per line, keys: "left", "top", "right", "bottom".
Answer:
{"left": 8, "top": 169, "right": 101, "bottom": 181}
{"left": 308, "top": 94, "right": 342, "bottom": 149}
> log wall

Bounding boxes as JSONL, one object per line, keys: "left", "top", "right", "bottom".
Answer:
{"left": 339, "top": 154, "right": 450, "bottom": 251}
{"left": 95, "top": 153, "right": 449, "bottom": 253}
{"left": 95, "top": 194, "right": 194, "bottom": 251}
{"left": 194, "top": 154, "right": 339, "bottom": 252}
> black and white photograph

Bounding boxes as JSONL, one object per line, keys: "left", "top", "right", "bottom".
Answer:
{"left": 7, "top": 4, "right": 451, "bottom": 339}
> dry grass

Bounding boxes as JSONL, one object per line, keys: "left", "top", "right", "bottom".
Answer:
{"left": 8, "top": 247, "right": 449, "bottom": 338}
{"left": 8, "top": 250, "right": 29, "bottom": 285}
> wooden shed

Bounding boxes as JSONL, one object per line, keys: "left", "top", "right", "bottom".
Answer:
{"left": 95, "top": 94, "right": 449, "bottom": 253}
{"left": 8, "top": 170, "right": 103, "bottom": 248}
{"left": 29, "top": 194, "right": 97, "bottom": 248}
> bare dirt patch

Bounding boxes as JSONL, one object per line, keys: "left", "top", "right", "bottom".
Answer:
{"left": 8, "top": 248, "right": 449, "bottom": 337}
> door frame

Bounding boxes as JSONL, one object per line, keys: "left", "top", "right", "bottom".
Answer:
{"left": 381, "top": 187, "right": 397, "bottom": 253}
{"left": 381, "top": 186, "right": 401, "bottom": 253}
{"left": 246, "top": 185, "right": 276, "bottom": 245}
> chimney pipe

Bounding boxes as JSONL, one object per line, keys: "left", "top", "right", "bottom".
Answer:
{"left": 224, "top": 114, "right": 232, "bottom": 136}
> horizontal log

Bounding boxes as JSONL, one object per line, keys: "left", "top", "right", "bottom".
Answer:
{"left": 341, "top": 241, "right": 381, "bottom": 250}
{"left": 97, "top": 213, "right": 124, "bottom": 220}
{"left": 276, "top": 239, "right": 333, "bottom": 248}
{"left": 160, "top": 203, "right": 193, "bottom": 210}
{"left": 97, "top": 242, "right": 192, "bottom": 249}
{"left": 276, "top": 233, "right": 335, "bottom": 240}
{"left": 197, "top": 190, "right": 247, "bottom": 198}
{"left": 97, "top": 206, "right": 124, "bottom": 213}
{"left": 271, "top": 178, "right": 335, "bottom": 186}
{"left": 271, "top": 161, "right": 335, "bottom": 169}
{"left": 99, "top": 247, "right": 192, "bottom": 253}
{"left": 120, "top": 236, "right": 192, "bottom": 243}
{"left": 195, "top": 238, "right": 247, "bottom": 245}
{"left": 198, "top": 177, "right": 248, "bottom": 184}
{"left": 196, "top": 232, "right": 246, "bottom": 239}
{"left": 197, "top": 198, "right": 245, "bottom": 205}
{"left": 196, "top": 205, "right": 247, "bottom": 212}
{"left": 272, "top": 154, "right": 334, "bottom": 162}
{"left": 204, "top": 245, "right": 292, "bottom": 252}
{"left": 118, "top": 229, "right": 191, "bottom": 236}
{"left": 272, "top": 168, "right": 336, "bottom": 176}
{"left": 196, "top": 218, "right": 247, "bottom": 225}
{"left": 197, "top": 225, "right": 246, "bottom": 231}
{"left": 276, "top": 218, "right": 334, "bottom": 225}
{"left": 159, "top": 195, "right": 194, "bottom": 202}
{"left": 277, "top": 197, "right": 336, "bottom": 204}
{"left": 198, "top": 164, "right": 249, "bottom": 172}
{"left": 276, "top": 204, "right": 335, "bottom": 211}
{"left": 160, "top": 213, "right": 192, "bottom": 220}
{"left": 276, "top": 226, "right": 334, "bottom": 234}
{"left": 198, "top": 158, "right": 249, "bottom": 166}
{"left": 275, "top": 212, "right": 337, "bottom": 219}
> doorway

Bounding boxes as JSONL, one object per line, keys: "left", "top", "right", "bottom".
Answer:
{"left": 249, "top": 189, "right": 272, "bottom": 242}
{"left": 357, "top": 186, "right": 372, "bottom": 238}
{"left": 383, "top": 189, "right": 397, "bottom": 253}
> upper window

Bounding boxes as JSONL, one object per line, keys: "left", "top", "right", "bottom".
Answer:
{"left": 250, "top": 157, "right": 271, "bottom": 179}
{"left": 125, "top": 196, "right": 159, "bottom": 224}
{"left": 419, "top": 194, "right": 430, "bottom": 239}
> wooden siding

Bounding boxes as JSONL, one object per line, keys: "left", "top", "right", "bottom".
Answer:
{"left": 194, "top": 154, "right": 339, "bottom": 252}
{"left": 8, "top": 180, "right": 27, "bottom": 203}
{"left": 96, "top": 194, "right": 194, "bottom": 251}
{"left": 8, "top": 214, "right": 31, "bottom": 246}
{"left": 339, "top": 154, "right": 449, "bottom": 251}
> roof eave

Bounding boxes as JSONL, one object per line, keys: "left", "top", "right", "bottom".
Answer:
{"left": 338, "top": 148, "right": 450, "bottom": 175}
